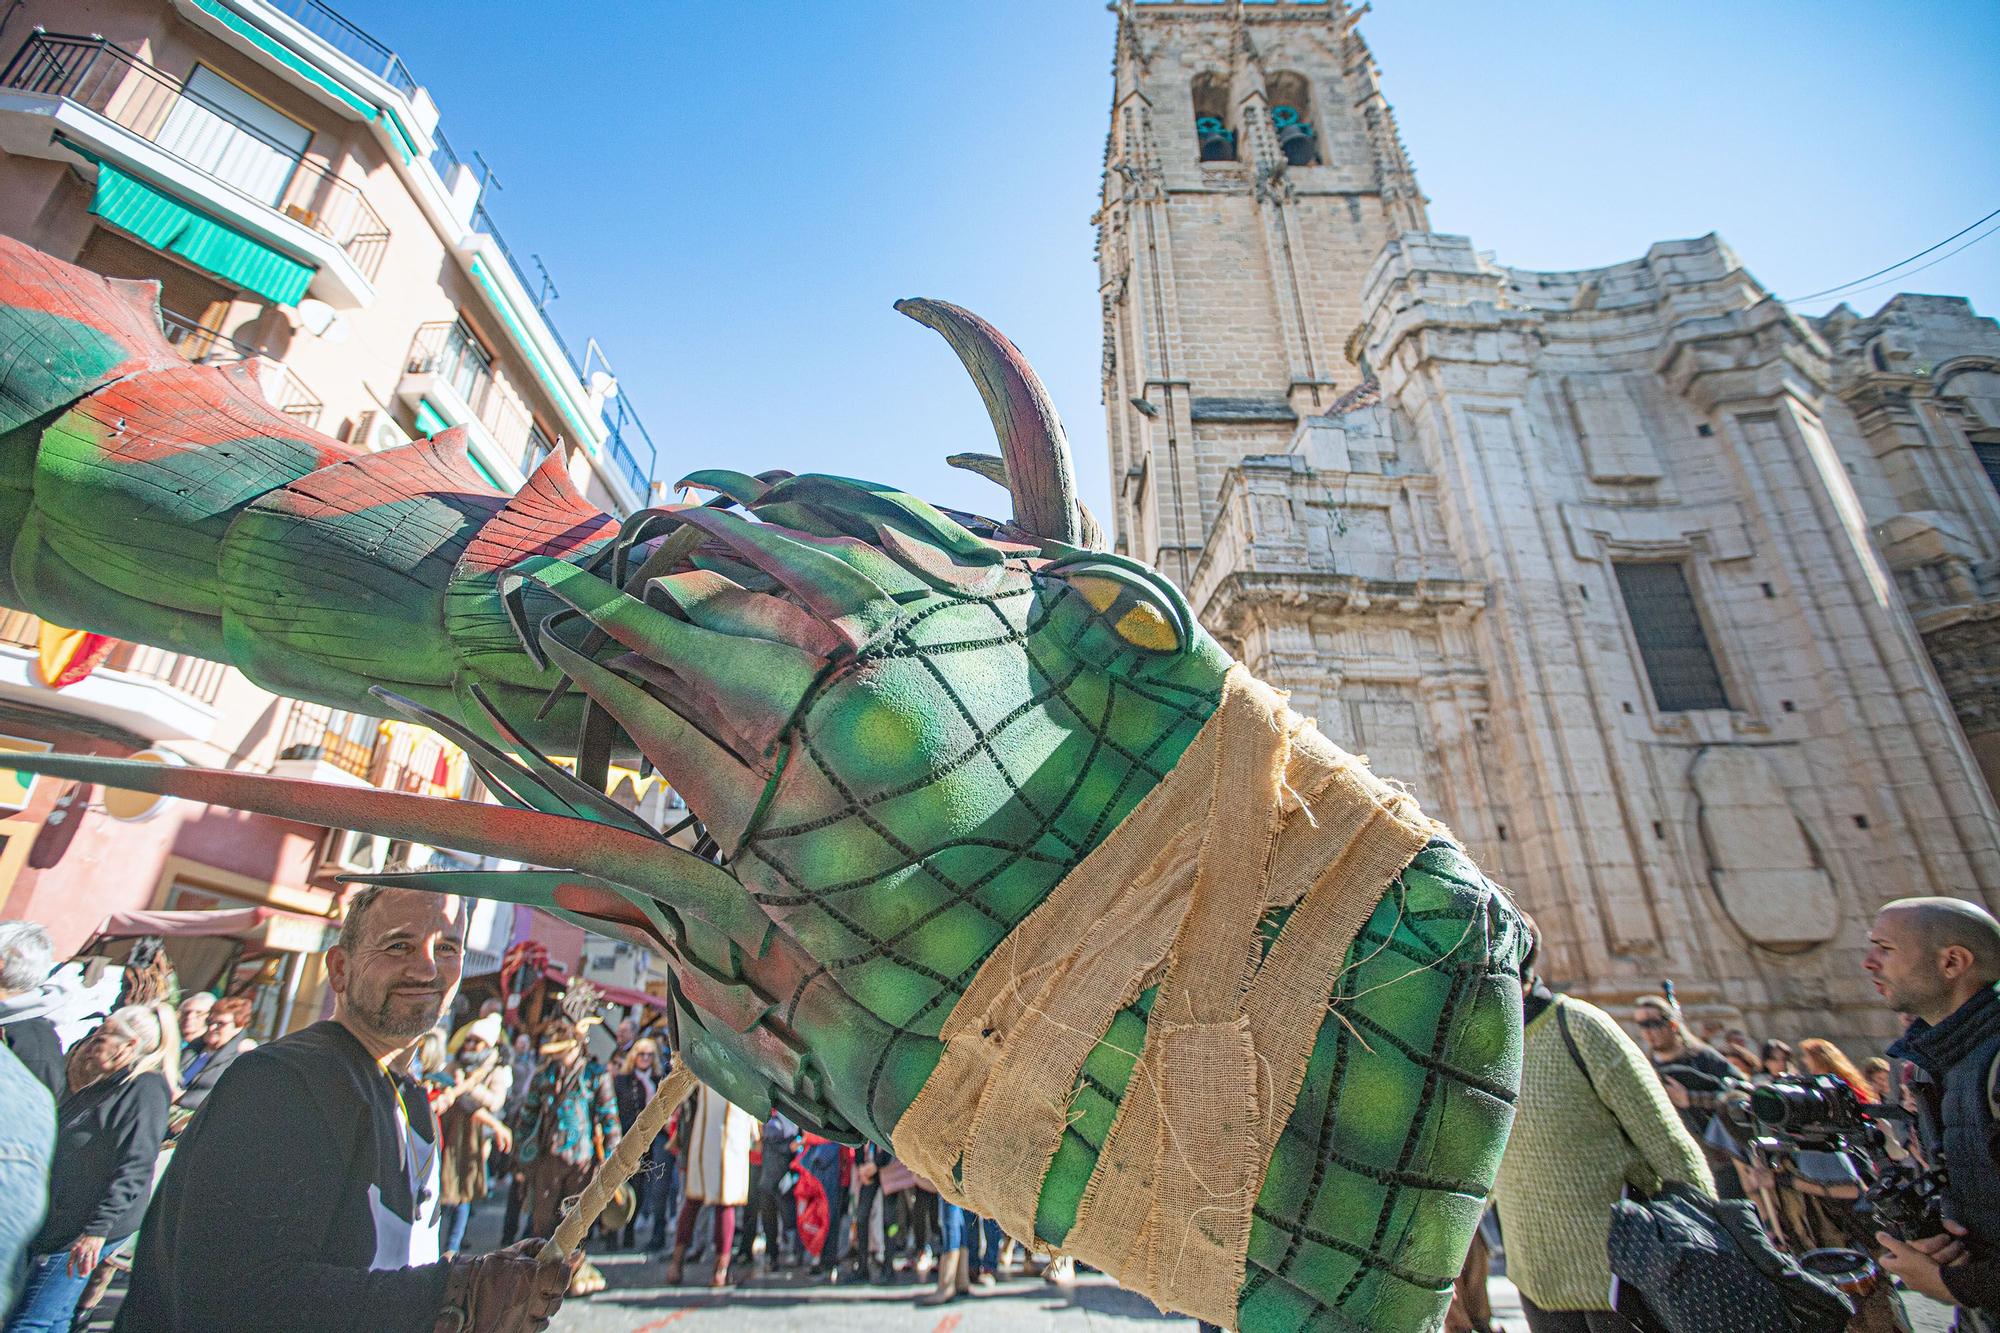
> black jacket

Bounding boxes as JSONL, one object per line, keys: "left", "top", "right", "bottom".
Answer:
{"left": 1, "top": 1015, "right": 64, "bottom": 1101}
{"left": 173, "top": 1037, "right": 244, "bottom": 1115}
{"left": 1891, "top": 983, "right": 2000, "bottom": 1317}
{"left": 115, "top": 1021, "right": 447, "bottom": 1333}
{"left": 34, "top": 1069, "right": 170, "bottom": 1251}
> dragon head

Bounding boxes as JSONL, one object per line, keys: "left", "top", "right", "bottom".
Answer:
{"left": 398, "top": 299, "right": 1232, "bottom": 1142}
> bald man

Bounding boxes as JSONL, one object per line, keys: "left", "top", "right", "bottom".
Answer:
{"left": 1865, "top": 896, "right": 2000, "bottom": 1324}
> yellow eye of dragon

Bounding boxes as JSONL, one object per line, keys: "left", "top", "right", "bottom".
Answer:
{"left": 1059, "top": 568, "right": 1185, "bottom": 654}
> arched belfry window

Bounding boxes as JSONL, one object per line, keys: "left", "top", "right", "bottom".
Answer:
{"left": 1192, "top": 73, "right": 1235, "bottom": 162}
{"left": 1266, "top": 72, "right": 1319, "bottom": 166}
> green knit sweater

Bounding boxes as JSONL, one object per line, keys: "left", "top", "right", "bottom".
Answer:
{"left": 1491, "top": 994, "right": 1714, "bottom": 1312}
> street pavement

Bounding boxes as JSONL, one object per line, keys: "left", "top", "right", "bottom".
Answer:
{"left": 76, "top": 1199, "right": 1952, "bottom": 1332}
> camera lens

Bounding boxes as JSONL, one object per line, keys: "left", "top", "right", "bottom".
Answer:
{"left": 1750, "top": 1083, "right": 1823, "bottom": 1128}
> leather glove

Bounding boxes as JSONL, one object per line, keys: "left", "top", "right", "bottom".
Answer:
{"left": 435, "top": 1239, "right": 580, "bottom": 1333}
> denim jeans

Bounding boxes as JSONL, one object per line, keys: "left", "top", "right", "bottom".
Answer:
{"left": 970, "top": 1215, "right": 1004, "bottom": 1274}
{"left": 439, "top": 1202, "right": 473, "bottom": 1256}
{"left": 4, "top": 1235, "right": 128, "bottom": 1333}
{"left": 936, "top": 1197, "right": 969, "bottom": 1252}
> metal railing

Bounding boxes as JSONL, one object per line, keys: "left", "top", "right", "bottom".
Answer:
{"left": 159, "top": 307, "right": 260, "bottom": 363}
{"left": 262, "top": 362, "right": 324, "bottom": 429}
{"left": 0, "top": 609, "right": 226, "bottom": 704}
{"left": 255, "top": 0, "right": 417, "bottom": 96}
{"left": 407, "top": 322, "right": 552, "bottom": 476}
{"left": 601, "top": 394, "right": 658, "bottom": 498}
{"left": 1, "top": 34, "right": 390, "bottom": 280}
{"left": 157, "top": 309, "right": 322, "bottom": 428}
{"left": 276, "top": 700, "right": 376, "bottom": 778}
{"left": 468, "top": 201, "right": 584, "bottom": 375}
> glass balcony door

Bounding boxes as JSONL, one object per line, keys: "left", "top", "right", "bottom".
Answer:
{"left": 153, "top": 65, "right": 310, "bottom": 208}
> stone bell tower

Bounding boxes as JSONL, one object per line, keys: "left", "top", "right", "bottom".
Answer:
{"left": 1098, "top": 1, "right": 2000, "bottom": 1047}
{"left": 1097, "top": 0, "right": 1421, "bottom": 588}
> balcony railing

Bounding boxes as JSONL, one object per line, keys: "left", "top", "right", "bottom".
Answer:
{"left": 255, "top": 0, "right": 418, "bottom": 96}
{"left": 407, "top": 322, "right": 552, "bottom": 476}
{"left": 0, "top": 609, "right": 226, "bottom": 704}
{"left": 601, "top": 394, "right": 658, "bottom": 498}
{"left": 276, "top": 700, "right": 376, "bottom": 779}
{"left": 1, "top": 33, "right": 390, "bottom": 281}
{"left": 277, "top": 700, "right": 481, "bottom": 801}
{"left": 159, "top": 307, "right": 260, "bottom": 363}
{"left": 158, "top": 308, "right": 323, "bottom": 429}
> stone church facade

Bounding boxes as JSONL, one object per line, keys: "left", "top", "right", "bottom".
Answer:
{"left": 1096, "top": 0, "right": 2000, "bottom": 1043}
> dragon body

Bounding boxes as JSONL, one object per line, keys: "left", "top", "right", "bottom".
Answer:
{"left": 0, "top": 237, "right": 1523, "bottom": 1331}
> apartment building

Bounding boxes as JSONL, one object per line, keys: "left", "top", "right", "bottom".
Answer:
{"left": 0, "top": 0, "right": 665, "bottom": 1031}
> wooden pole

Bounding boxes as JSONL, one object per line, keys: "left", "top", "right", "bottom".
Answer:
{"left": 539, "top": 1066, "right": 699, "bottom": 1262}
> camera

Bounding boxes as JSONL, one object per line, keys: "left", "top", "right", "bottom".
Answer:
{"left": 1748, "top": 1074, "right": 1876, "bottom": 1149}
{"left": 1744, "top": 1074, "right": 1946, "bottom": 1241}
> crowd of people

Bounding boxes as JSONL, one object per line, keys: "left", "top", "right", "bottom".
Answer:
{"left": 0, "top": 891, "right": 1051, "bottom": 1332}
{"left": 0, "top": 889, "right": 1996, "bottom": 1333}
{"left": 1467, "top": 895, "right": 2000, "bottom": 1333}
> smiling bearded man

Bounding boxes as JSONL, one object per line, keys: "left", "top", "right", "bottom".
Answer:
{"left": 114, "top": 887, "right": 581, "bottom": 1333}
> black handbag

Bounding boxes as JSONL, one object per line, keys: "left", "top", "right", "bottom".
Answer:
{"left": 1554, "top": 1001, "right": 1853, "bottom": 1333}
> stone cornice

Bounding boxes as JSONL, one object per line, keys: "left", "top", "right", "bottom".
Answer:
{"left": 1197, "top": 570, "right": 1485, "bottom": 639}
{"left": 1656, "top": 298, "right": 1831, "bottom": 411}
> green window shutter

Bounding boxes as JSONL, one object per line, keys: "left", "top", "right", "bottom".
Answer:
{"left": 87, "top": 161, "right": 315, "bottom": 306}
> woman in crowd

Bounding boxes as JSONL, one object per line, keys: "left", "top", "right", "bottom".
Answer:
{"left": 1757, "top": 1038, "right": 1795, "bottom": 1083}
{"left": 4, "top": 1004, "right": 177, "bottom": 1333}
{"left": 612, "top": 1037, "right": 675, "bottom": 1253}
{"left": 1798, "top": 1037, "right": 1874, "bottom": 1100}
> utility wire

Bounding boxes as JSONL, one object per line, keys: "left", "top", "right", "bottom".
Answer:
{"left": 1785, "top": 204, "right": 2000, "bottom": 303}
{"left": 1797, "top": 219, "right": 2000, "bottom": 307}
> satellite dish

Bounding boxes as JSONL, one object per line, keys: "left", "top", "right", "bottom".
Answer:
{"left": 295, "top": 299, "right": 338, "bottom": 336}
{"left": 103, "top": 747, "right": 185, "bottom": 822}
{"left": 321, "top": 312, "right": 351, "bottom": 345}
{"left": 587, "top": 370, "right": 618, "bottom": 401}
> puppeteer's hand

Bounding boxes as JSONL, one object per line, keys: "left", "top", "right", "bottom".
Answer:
{"left": 437, "top": 1239, "right": 582, "bottom": 1333}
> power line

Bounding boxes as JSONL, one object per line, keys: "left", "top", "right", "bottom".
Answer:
{"left": 1785, "top": 204, "right": 2000, "bottom": 303}
{"left": 1798, "top": 219, "right": 2000, "bottom": 307}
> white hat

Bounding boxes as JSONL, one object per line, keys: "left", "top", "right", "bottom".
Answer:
{"left": 448, "top": 1012, "right": 505, "bottom": 1055}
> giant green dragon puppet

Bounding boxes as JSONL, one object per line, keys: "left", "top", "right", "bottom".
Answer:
{"left": 0, "top": 237, "right": 1523, "bottom": 1332}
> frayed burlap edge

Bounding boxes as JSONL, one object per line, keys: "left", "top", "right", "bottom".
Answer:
{"left": 891, "top": 665, "right": 1443, "bottom": 1327}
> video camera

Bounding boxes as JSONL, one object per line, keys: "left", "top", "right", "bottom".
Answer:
{"left": 1740, "top": 1073, "right": 1946, "bottom": 1240}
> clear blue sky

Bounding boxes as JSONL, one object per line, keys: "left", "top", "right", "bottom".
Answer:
{"left": 339, "top": 0, "right": 2000, "bottom": 524}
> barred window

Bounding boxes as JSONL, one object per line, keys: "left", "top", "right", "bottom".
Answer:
{"left": 1974, "top": 440, "right": 2000, "bottom": 502}
{"left": 1614, "top": 562, "right": 1731, "bottom": 712}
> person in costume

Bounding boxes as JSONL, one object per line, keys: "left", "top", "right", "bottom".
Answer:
{"left": 431, "top": 1015, "right": 515, "bottom": 1256}
{"left": 112, "top": 887, "right": 578, "bottom": 1332}
{"left": 513, "top": 990, "right": 620, "bottom": 1291}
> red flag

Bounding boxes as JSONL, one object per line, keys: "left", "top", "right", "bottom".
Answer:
{"left": 35, "top": 621, "right": 114, "bottom": 689}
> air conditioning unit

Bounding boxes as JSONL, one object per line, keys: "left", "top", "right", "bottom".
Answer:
{"left": 348, "top": 410, "right": 411, "bottom": 454}
{"left": 326, "top": 829, "right": 389, "bottom": 875}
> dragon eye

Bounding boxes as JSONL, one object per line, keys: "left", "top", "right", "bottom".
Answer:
{"left": 1053, "top": 562, "right": 1186, "bottom": 655}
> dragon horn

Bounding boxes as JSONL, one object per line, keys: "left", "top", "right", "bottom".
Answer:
{"left": 895, "top": 299, "right": 1099, "bottom": 550}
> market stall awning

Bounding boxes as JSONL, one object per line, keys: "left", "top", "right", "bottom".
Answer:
{"left": 87, "top": 160, "right": 315, "bottom": 305}
{"left": 92, "top": 905, "right": 335, "bottom": 954}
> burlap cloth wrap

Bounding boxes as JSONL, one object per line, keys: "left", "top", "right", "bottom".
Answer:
{"left": 891, "top": 665, "right": 1446, "bottom": 1325}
